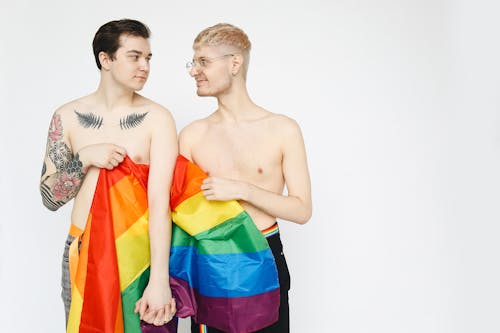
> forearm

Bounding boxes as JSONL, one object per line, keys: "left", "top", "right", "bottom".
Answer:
{"left": 39, "top": 153, "right": 84, "bottom": 211}
{"left": 243, "top": 183, "right": 312, "bottom": 224}
{"left": 146, "top": 108, "right": 177, "bottom": 285}
{"left": 147, "top": 209, "right": 171, "bottom": 284}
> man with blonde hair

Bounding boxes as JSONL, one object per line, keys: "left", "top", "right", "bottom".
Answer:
{"left": 180, "top": 23, "right": 312, "bottom": 333}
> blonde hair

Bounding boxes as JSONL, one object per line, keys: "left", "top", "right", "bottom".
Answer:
{"left": 193, "top": 23, "right": 252, "bottom": 78}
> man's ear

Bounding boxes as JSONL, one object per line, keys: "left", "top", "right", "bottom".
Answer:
{"left": 99, "top": 51, "right": 112, "bottom": 70}
{"left": 231, "top": 54, "right": 244, "bottom": 76}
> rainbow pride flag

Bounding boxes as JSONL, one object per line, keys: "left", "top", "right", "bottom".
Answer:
{"left": 66, "top": 156, "right": 176, "bottom": 333}
{"left": 168, "top": 155, "right": 280, "bottom": 333}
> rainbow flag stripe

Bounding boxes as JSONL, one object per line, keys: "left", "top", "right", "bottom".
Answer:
{"left": 67, "top": 157, "right": 155, "bottom": 333}
{"left": 169, "top": 155, "right": 280, "bottom": 333}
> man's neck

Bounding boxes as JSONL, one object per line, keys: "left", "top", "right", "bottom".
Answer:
{"left": 95, "top": 79, "right": 137, "bottom": 111}
{"left": 216, "top": 86, "right": 259, "bottom": 122}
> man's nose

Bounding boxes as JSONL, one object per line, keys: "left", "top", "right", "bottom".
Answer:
{"left": 189, "top": 64, "right": 200, "bottom": 77}
{"left": 139, "top": 58, "right": 150, "bottom": 72}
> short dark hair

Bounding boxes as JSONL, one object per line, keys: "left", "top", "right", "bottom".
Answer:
{"left": 92, "top": 19, "right": 151, "bottom": 70}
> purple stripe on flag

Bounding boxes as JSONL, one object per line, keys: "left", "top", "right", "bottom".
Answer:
{"left": 170, "top": 276, "right": 279, "bottom": 333}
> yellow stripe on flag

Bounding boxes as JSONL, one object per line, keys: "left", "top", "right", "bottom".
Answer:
{"left": 66, "top": 288, "right": 83, "bottom": 333}
{"left": 115, "top": 210, "right": 150, "bottom": 291}
{"left": 172, "top": 192, "right": 244, "bottom": 235}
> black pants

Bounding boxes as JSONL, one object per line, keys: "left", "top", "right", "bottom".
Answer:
{"left": 191, "top": 230, "right": 291, "bottom": 333}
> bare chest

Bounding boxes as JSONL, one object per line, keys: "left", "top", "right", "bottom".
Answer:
{"left": 69, "top": 125, "right": 151, "bottom": 164}
{"left": 192, "top": 127, "right": 283, "bottom": 185}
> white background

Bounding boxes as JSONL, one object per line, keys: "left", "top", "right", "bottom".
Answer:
{"left": 1, "top": 0, "right": 499, "bottom": 332}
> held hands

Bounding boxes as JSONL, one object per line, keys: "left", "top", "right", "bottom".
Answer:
{"left": 134, "top": 283, "right": 176, "bottom": 326}
{"left": 78, "top": 143, "right": 126, "bottom": 171}
{"left": 201, "top": 177, "right": 249, "bottom": 201}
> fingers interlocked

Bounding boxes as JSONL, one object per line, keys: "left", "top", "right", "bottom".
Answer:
{"left": 136, "top": 298, "right": 177, "bottom": 326}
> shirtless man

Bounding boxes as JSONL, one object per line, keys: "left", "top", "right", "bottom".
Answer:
{"left": 180, "top": 23, "right": 312, "bottom": 333}
{"left": 39, "top": 19, "right": 177, "bottom": 327}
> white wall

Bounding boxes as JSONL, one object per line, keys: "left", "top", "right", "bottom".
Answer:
{"left": 1, "top": 0, "right": 499, "bottom": 332}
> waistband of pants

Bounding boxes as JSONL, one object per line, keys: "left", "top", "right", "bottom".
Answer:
{"left": 261, "top": 222, "right": 279, "bottom": 238}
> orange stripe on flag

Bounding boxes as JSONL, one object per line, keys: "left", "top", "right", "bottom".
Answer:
{"left": 114, "top": 300, "right": 124, "bottom": 333}
{"left": 110, "top": 174, "right": 148, "bottom": 239}
{"left": 73, "top": 214, "right": 92, "bottom": 296}
{"left": 170, "top": 155, "right": 206, "bottom": 209}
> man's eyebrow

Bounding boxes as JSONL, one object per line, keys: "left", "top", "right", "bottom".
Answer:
{"left": 126, "top": 50, "right": 153, "bottom": 57}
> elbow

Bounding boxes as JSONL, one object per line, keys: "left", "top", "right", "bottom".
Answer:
{"left": 40, "top": 186, "right": 62, "bottom": 211}
{"left": 296, "top": 206, "right": 312, "bottom": 225}
{"left": 42, "top": 199, "right": 60, "bottom": 211}
{"left": 297, "top": 214, "right": 311, "bottom": 225}
{"left": 288, "top": 198, "right": 312, "bottom": 224}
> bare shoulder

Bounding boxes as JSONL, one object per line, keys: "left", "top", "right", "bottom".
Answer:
{"left": 135, "top": 95, "right": 172, "bottom": 115}
{"left": 179, "top": 117, "right": 210, "bottom": 143}
{"left": 135, "top": 95, "right": 175, "bottom": 126}
{"left": 51, "top": 95, "right": 93, "bottom": 125}
{"left": 264, "top": 112, "right": 303, "bottom": 137}
{"left": 178, "top": 117, "right": 211, "bottom": 160}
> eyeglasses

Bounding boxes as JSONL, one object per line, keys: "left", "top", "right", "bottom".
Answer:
{"left": 186, "top": 54, "right": 234, "bottom": 71}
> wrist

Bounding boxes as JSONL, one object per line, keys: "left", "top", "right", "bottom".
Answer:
{"left": 149, "top": 266, "right": 169, "bottom": 281}
{"left": 148, "top": 274, "right": 170, "bottom": 287}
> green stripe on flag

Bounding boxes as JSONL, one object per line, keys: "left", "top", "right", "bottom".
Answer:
{"left": 171, "top": 211, "right": 268, "bottom": 254}
{"left": 121, "top": 267, "right": 150, "bottom": 333}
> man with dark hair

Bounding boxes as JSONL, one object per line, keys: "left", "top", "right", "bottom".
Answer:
{"left": 40, "top": 19, "right": 177, "bottom": 331}
{"left": 92, "top": 19, "right": 151, "bottom": 70}
{"left": 180, "top": 23, "right": 312, "bottom": 333}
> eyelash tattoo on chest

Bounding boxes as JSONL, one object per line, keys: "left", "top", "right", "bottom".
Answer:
{"left": 74, "top": 111, "right": 103, "bottom": 129}
{"left": 119, "top": 112, "right": 149, "bottom": 130}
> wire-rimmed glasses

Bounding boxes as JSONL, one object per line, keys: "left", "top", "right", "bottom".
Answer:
{"left": 186, "top": 54, "right": 234, "bottom": 71}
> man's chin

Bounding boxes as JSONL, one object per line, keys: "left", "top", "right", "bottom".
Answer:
{"left": 196, "top": 89, "right": 213, "bottom": 97}
{"left": 131, "top": 81, "right": 147, "bottom": 91}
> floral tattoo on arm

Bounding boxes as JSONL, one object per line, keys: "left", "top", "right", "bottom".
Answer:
{"left": 40, "top": 113, "right": 84, "bottom": 211}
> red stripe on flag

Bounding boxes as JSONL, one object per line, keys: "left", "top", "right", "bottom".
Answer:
{"left": 170, "top": 155, "right": 207, "bottom": 210}
{"left": 79, "top": 168, "right": 122, "bottom": 332}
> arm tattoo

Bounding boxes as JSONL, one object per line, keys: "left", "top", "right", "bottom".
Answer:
{"left": 120, "top": 112, "right": 148, "bottom": 130}
{"left": 51, "top": 153, "right": 84, "bottom": 201}
{"left": 75, "top": 111, "right": 103, "bottom": 129}
{"left": 40, "top": 113, "right": 85, "bottom": 211}
{"left": 41, "top": 161, "right": 46, "bottom": 177}
{"left": 40, "top": 182, "right": 65, "bottom": 211}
